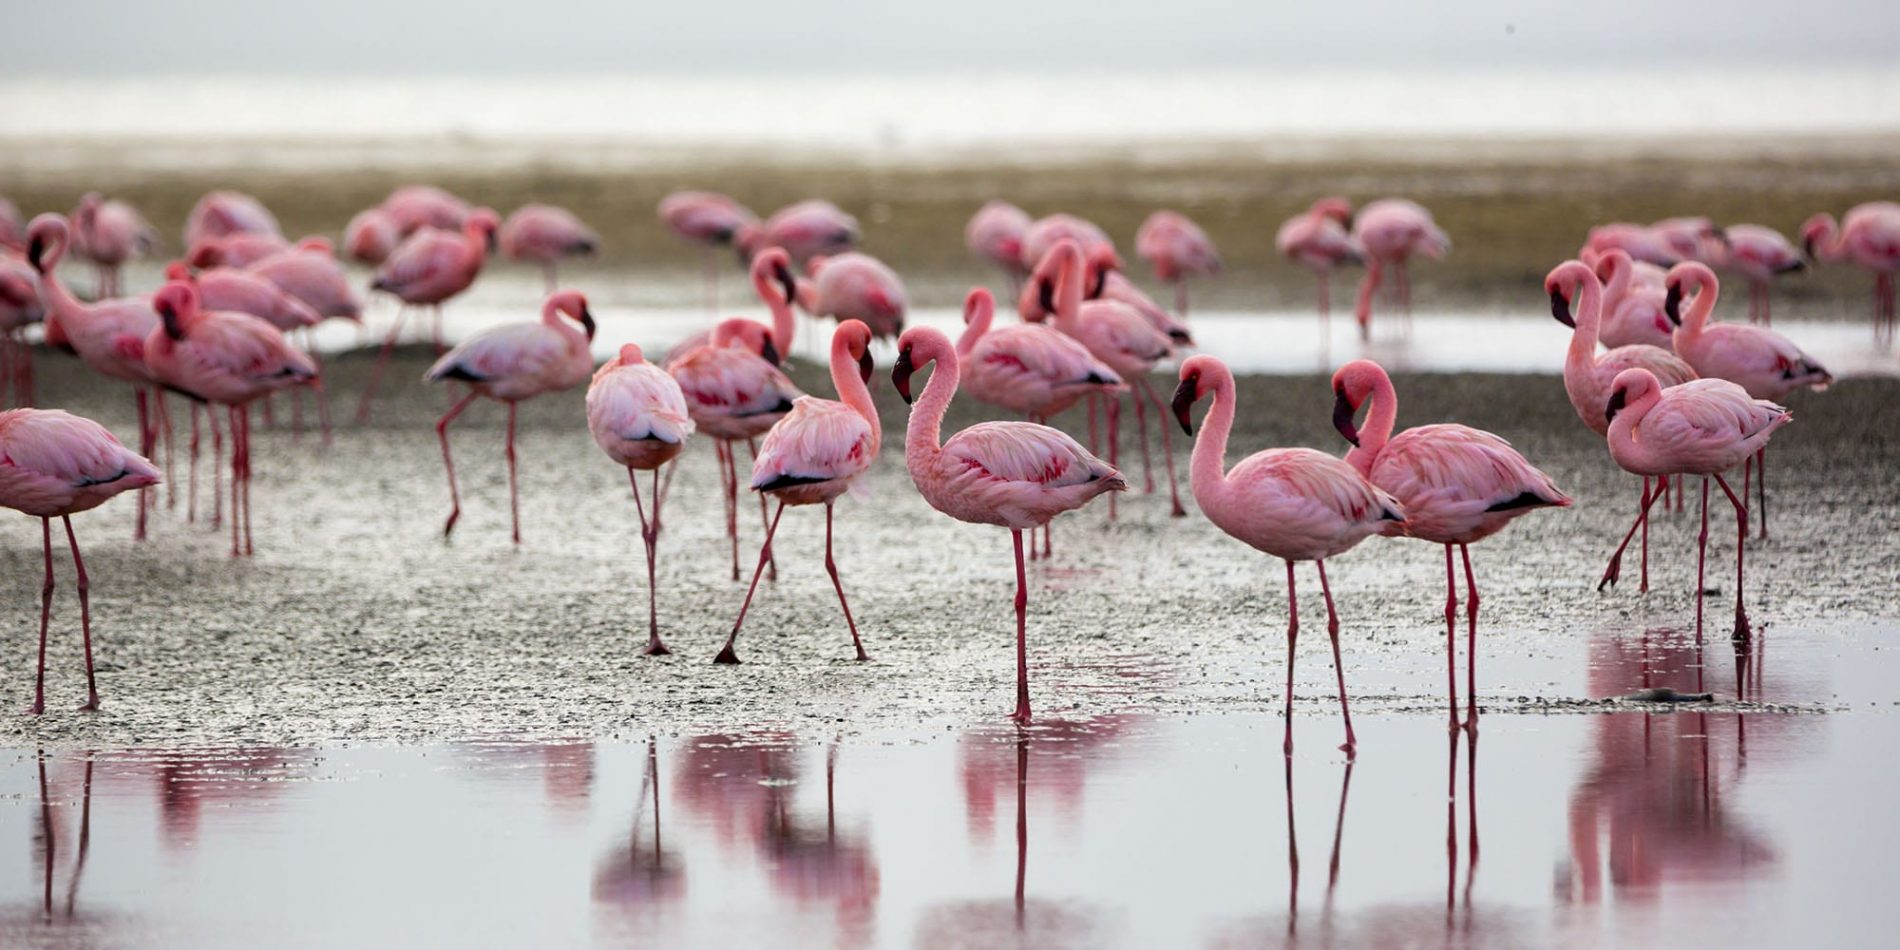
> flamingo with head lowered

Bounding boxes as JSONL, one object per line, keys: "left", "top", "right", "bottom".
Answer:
{"left": 358, "top": 207, "right": 501, "bottom": 422}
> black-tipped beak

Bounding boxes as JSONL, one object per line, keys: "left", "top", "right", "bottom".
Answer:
{"left": 857, "top": 350, "right": 874, "bottom": 385}
{"left": 578, "top": 306, "right": 596, "bottom": 341}
{"left": 1088, "top": 269, "right": 1106, "bottom": 300}
{"left": 1037, "top": 277, "right": 1054, "bottom": 315}
{"left": 1801, "top": 236, "right": 1816, "bottom": 262}
{"left": 1605, "top": 387, "right": 1627, "bottom": 423}
{"left": 1779, "top": 258, "right": 1808, "bottom": 275}
{"left": 1343, "top": 212, "right": 1356, "bottom": 231}
{"left": 1169, "top": 377, "right": 1197, "bottom": 435}
{"left": 892, "top": 348, "right": 915, "bottom": 404}
{"left": 157, "top": 301, "right": 184, "bottom": 340}
{"left": 1549, "top": 287, "right": 1575, "bottom": 328}
{"left": 761, "top": 335, "right": 782, "bottom": 367}
{"left": 1663, "top": 284, "right": 1683, "bottom": 326}
{"left": 775, "top": 264, "right": 797, "bottom": 306}
{"left": 1331, "top": 388, "right": 1361, "bottom": 447}
{"left": 484, "top": 230, "right": 499, "bottom": 255}
{"left": 27, "top": 237, "right": 44, "bottom": 272}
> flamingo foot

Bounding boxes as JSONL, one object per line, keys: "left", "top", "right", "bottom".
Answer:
{"left": 854, "top": 646, "right": 870, "bottom": 662}
{"left": 1339, "top": 740, "right": 1357, "bottom": 759}
{"left": 644, "top": 639, "right": 671, "bottom": 657}
{"left": 443, "top": 510, "right": 460, "bottom": 538}
{"left": 1733, "top": 608, "right": 1751, "bottom": 643}
{"left": 77, "top": 696, "right": 100, "bottom": 713}
{"left": 1170, "top": 499, "right": 1186, "bottom": 518}
{"left": 26, "top": 699, "right": 44, "bottom": 715}
{"left": 1597, "top": 552, "right": 1622, "bottom": 592}
{"left": 1009, "top": 706, "right": 1031, "bottom": 724}
{"left": 713, "top": 645, "right": 741, "bottom": 665}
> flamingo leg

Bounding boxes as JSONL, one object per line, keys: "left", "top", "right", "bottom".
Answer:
{"left": 717, "top": 441, "right": 739, "bottom": 581}
{"left": 1041, "top": 521, "right": 1052, "bottom": 561}
{"left": 155, "top": 394, "right": 175, "bottom": 510}
{"left": 505, "top": 401, "right": 521, "bottom": 545}
{"left": 435, "top": 392, "right": 480, "bottom": 538}
{"left": 188, "top": 403, "right": 200, "bottom": 523}
{"left": 748, "top": 438, "right": 776, "bottom": 581}
{"left": 1317, "top": 273, "right": 1332, "bottom": 368}
{"left": 715, "top": 500, "right": 785, "bottom": 664}
{"left": 1131, "top": 387, "right": 1154, "bottom": 494}
{"left": 823, "top": 501, "right": 869, "bottom": 661}
{"left": 1354, "top": 260, "right": 1382, "bottom": 342}
{"left": 211, "top": 408, "right": 223, "bottom": 529}
{"left": 1755, "top": 448, "right": 1768, "bottom": 539}
{"left": 1317, "top": 559, "right": 1356, "bottom": 758}
{"left": 62, "top": 516, "right": 99, "bottom": 711}
{"left": 31, "top": 517, "right": 51, "bottom": 715}
{"left": 703, "top": 247, "right": 719, "bottom": 316}
{"left": 1714, "top": 474, "right": 1750, "bottom": 642}
{"left": 1174, "top": 279, "right": 1189, "bottom": 317}
{"left": 1639, "top": 476, "right": 1651, "bottom": 593}
{"left": 1138, "top": 378, "right": 1185, "bottom": 516}
{"left": 1105, "top": 394, "right": 1121, "bottom": 520}
{"left": 227, "top": 406, "right": 242, "bottom": 557}
{"left": 355, "top": 304, "right": 408, "bottom": 423}
{"left": 241, "top": 406, "right": 253, "bottom": 556}
{"left": 1442, "top": 544, "right": 1459, "bottom": 730}
{"left": 133, "top": 389, "right": 149, "bottom": 542}
{"left": 1461, "top": 543, "right": 1480, "bottom": 733}
{"left": 261, "top": 392, "right": 276, "bottom": 429}
{"left": 1695, "top": 477, "right": 1710, "bottom": 645}
{"left": 1282, "top": 559, "right": 1299, "bottom": 756}
{"left": 1011, "top": 529, "right": 1031, "bottom": 723}
{"left": 629, "top": 467, "right": 668, "bottom": 656}
{"left": 1087, "top": 393, "right": 1100, "bottom": 455}
{"left": 1598, "top": 476, "right": 1665, "bottom": 591}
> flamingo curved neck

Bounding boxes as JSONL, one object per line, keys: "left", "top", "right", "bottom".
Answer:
{"left": 36, "top": 240, "right": 88, "bottom": 325}
{"left": 1607, "top": 387, "right": 1660, "bottom": 466}
{"left": 1566, "top": 273, "right": 1605, "bottom": 369}
{"left": 1678, "top": 278, "right": 1718, "bottom": 344}
{"left": 830, "top": 338, "right": 880, "bottom": 449}
{"left": 1346, "top": 374, "right": 1398, "bottom": 476}
{"left": 1600, "top": 256, "right": 1630, "bottom": 303}
{"left": 753, "top": 268, "right": 797, "bottom": 353}
{"left": 955, "top": 299, "right": 992, "bottom": 357}
{"left": 1050, "top": 248, "right": 1084, "bottom": 334}
{"left": 904, "top": 342, "right": 959, "bottom": 471}
{"left": 1188, "top": 371, "right": 1237, "bottom": 511}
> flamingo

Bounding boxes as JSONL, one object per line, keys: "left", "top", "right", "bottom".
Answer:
{"left": 1546, "top": 260, "right": 1696, "bottom": 593}
{"left": 1591, "top": 250, "right": 1676, "bottom": 351}
{"left": 1352, "top": 199, "right": 1449, "bottom": 341}
{"left": 956, "top": 286, "right": 1124, "bottom": 558}
{"left": 1086, "top": 246, "right": 1193, "bottom": 345}
{"left": 1171, "top": 354, "right": 1402, "bottom": 755}
{"left": 794, "top": 251, "right": 907, "bottom": 343}
{"left": 894, "top": 325, "right": 1125, "bottom": 721}
{"left": 1649, "top": 217, "right": 1724, "bottom": 263}
{"left": 358, "top": 207, "right": 500, "bottom": 422}
{"left": 188, "top": 233, "right": 291, "bottom": 270}
{"left": 501, "top": 204, "right": 600, "bottom": 293}
{"left": 666, "top": 318, "right": 802, "bottom": 581}
{"left": 1136, "top": 210, "right": 1221, "bottom": 316}
{"left": 1582, "top": 223, "right": 1678, "bottom": 268}
{"left": 424, "top": 289, "right": 596, "bottom": 544}
{"left": 343, "top": 207, "right": 401, "bottom": 266}
{"left": 164, "top": 262, "right": 320, "bottom": 333}
{"left": 26, "top": 213, "right": 166, "bottom": 541}
{"left": 247, "top": 239, "right": 364, "bottom": 322}
{"left": 1276, "top": 197, "right": 1361, "bottom": 334}
{"left": 586, "top": 343, "right": 694, "bottom": 656}
{"left": 0, "top": 408, "right": 160, "bottom": 713}
{"left": 70, "top": 193, "right": 159, "bottom": 298}
{"left": 1664, "top": 262, "right": 1831, "bottom": 538}
{"left": 1801, "top": 203, "right": 1900, "bottom": 342}
{"left": 658, "top": 190, "right": 759, "bottom": 312}
{"left": 143, "top": 280, "right": 318, "bottom": 557}
{"left": 382, "top": 184, "right": 472, "bottom": 236}
{"left": 1331, "top": 359, "right": 1571, "bottom": 731}
{"left": 183, "top": 190, "right": 281, "bottom": 250}
{"left": 737, "top": 200, "right": 859, "bottom": 266}
{"left": 1604, "top": 369, "right": 1792, "bottom": 642}
{"left": 714, "top": 319, "right": 881, "bottom": 665}
{"left": 965, "top": 200, "right": 1032, "bottom": 288}
{"left": 1709, "top": 225, "right": 1804, "bottom": 325}
{"left": 1, "top": 256, "right": 44, "bottom": 407}
{"left": 668, "top": 247, "right": 798, "bottom": 360}
{"left": 1017, "top": 213, "right": 1112, "bottom": 273}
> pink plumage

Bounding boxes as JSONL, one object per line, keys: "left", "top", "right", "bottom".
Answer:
{"left": 70, "top": 192, "right": 159, "bottom": 296}
{"left": 658, "top": 191, "right": 759, "bottom": 247}
{"left": 796, "top": 251, "right": 907, "bottom": 341}
{"left": 1136, "top": 210, "right": 1219, "bottom": 314}
{"left": 1592, "top": 250, "right": 1676, "bottom": 351}
{"left": 737, "top": 200, "right": 859, "bottom": 265}
{"left": 1017, "top": 213, "right": 1112, "bottom": 273}
{"left": 247, "top": 243, "right": 363, "bottom": 321}
{"left": 344, "top": 207, "right": 401, "bottom": 265}
{"left": 1802, "top": 203, "right": 1900, "bottom": 340}
{"left": 1665, "top": 263, "right": 1831, "bottom": 401}
{"left": 189, "top": 232, "right": 291, "bottom": 270}
{"left": 965, "top": 201, "right": 1032, "bottom": 276}
{"left": 373, "top": 208, "right": 500, "bottom": 305}
{"left": 165, "top": 261, "right": 320, "bottom": 332}
{"left": 383, "top": 185, "right": 473, "bottom": 237}
{"left": 1649, "top": 217, "right": 1723, "bottom": 263}
{"left": 184, "top": 191, "right": 282, "bottom": 250}
{"left": 501, "top": 203, "right": 600, "bottom": 291}
{"left": 1352, "top": 198, "right": 1450, "bottom": 339}
{"left": 1582, "top": 222, "right": 1678, "bottom": 267}
{"left": 955, "top": 286, "right": 1124, "bottom": 420}
{"left": 667, "top": 248, "right": 799, "bottom": 360}
{"left": 1277, "top": 197, "right": 1361, "bottom": 324}
{"left": 28, "top": 215, "right": 156, "bottom": 385}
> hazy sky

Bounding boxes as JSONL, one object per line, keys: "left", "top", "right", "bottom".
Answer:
{"left": 12, "top": 0, "right": 1899, "bottom": 74}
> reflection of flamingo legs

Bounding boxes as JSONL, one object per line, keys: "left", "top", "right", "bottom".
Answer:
{"left": 1013, "top": 736, "right": 1028, "bottom": 925}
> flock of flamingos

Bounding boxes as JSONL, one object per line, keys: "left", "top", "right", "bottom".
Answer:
{"left": 0, "top": 185, "right": 1893, "bottom": 753}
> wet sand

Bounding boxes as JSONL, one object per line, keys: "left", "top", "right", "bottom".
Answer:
{"left": 3, "top": 349, "right": 1893, "bottom": 749}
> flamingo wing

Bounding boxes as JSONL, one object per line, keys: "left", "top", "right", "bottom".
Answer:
{"left": 587, "top": 363, "right": 694, "bottom": 445}
{"left": 426, "top": 323, "right": 562, "bottom": 384}
{"left": 750, "top": 398, "right": 874, "bottom": 490}
{"left": 941, "top": 421, "right": 1114, "bottom": 489}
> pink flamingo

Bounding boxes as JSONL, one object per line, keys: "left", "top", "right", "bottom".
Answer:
{"left": 183, "top": 191, "right": 281, "bottom": 250}
{"left": 658, "top": 190, "right": 759, "bottom": 312}
{"left": 1, "top": 256, "right": 43, "bottom": 407}
{"left": 1087, "top": 247, "right": 1193, "bottom": 345}
{"left": 737, "top": 200, "right": 859, "bottom": 266}
{"left": 966, "top": 200, "right": 1032, "bottom": 287}
{"left": 1037, "top": 240, "right": 1180, "bottom": 519}
{"left": 1605, "top": 369, "right": 1792, "bottom": 642}
{"left": 164, "top": 262, "right": 319, "bottom": 333}
{"left": 143, "top": 280, "right": 318, "bottom": 557}
{"left": 26, "top": 214, "right": 167, "bottom": 541}
{"left": 667, "top": 318, "right": 802, "bottom": 581}
{"left": 343, "top": 207, "right": 401, "bottom": 266}
{"left": 0, "top": 408, "right": 159, "bottom": 713}
{"left": 1801, "top": 203, "right": 1900, "bottom": 342}
{"left": 1591, "top": 250, "right": 1676, "bottom": 351}
{"left": 667, "top": 248, "right": 798, "bottom": 359}
{"left": 70, "top": 193, "right": 159, "bottom": 297}
{"left": 1582, "top": 223, "right": 1678, "bottom": 268}
{"left": 1709, "top": 224, "right": 1804, "bottom": 325}
{"left": 1546, "top": 260, "right": 1695, "bottom": 593}
{"left": 383, "top": 184, "right": 472, "bottom": 236}
{"left": 501, "top": 204, "right": 600, "bottom": 293}
{"left": 357, "top": 207, "right": 500, "bottom": 422}
{"left": 1017, "top": 213, "right": 1113, "bottom": 273}
{"left": 1276, "top": 197, "right": 1361, "bottom": 332}
{"left": 795, "top": 252, "right": 907, "bottom": 343}
{"left": 1136, "top": 210, "right": 1221, "bottom": 316}
{"left": 956, "top": 286, "right": 1124, "bottom": 558}
{"left": 586, "top": 343, "right": 694, "bottom": 656}
{"left": 1649, "top": 217, "right": 1724, "bottom": 263}
{"left": 894, "top": 325, "right": 1125, "bottom": 721}
{"left": 1331, "top": 359, "right": 1571, "bottom": 731}
{"left": 715, "top": 319, "right": 881, "bottom": 665}
{"left": 1664, "top": 262, "right": 1831, "bottom": 538}
{"left": 188, "top": 233, "right": 291, "bottom": 270}
{"left": 1352, "top": 199, "right": 1449, "bottom": 341}
{"left": 424, "top": 289, "right": 596, "bottom": 544}
{"left": 1172, "top": 354, "right": 1401, "bottom": 755}
{"left": 248, "top": 239, "right": 364, "bottom": 321}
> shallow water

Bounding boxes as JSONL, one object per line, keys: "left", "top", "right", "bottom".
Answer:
{"left": 4, "top": 620, "right": 1896, "bottom": 949}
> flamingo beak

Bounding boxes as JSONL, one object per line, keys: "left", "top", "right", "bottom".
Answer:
{"left": 775, "top": 264, "right": 797, "bottom": 306}
{"left": 1037, "top": 277, "right": 1055, "bottom": 315}
{"left": 157, "top": 299, "right": 185, "bottom": 340}
{"left": 1663, "top": 284, "right": 1683, "bottom": 326}
{"left": 484, "top": 229, "right": 499, "bottom": 255}
{"left": 1331, "top": 387, "right": 1361, "bottom": 447}
{"left": 892, "top": 348, "right": 915, "bottom": 404}
{"left": 27, "top": 237, "right": 44, "bottom": 272}
{"left": 761, "top": 335, "right": 781, "bottom": 367}
{"left": 1549, "top": 287, "right": 1575, "bottom": 327}
{"left": 1605, "top": 387, "right": 1627, "bottom": 423}
{"left": 857, "top": 350, "right": 874, "bottom": 385}
{"left": 1169, "top": 377, "right": 1197, "bottom": 435}
{"left": 1801, "top": 235, "right": 1817, "bottom": 262}
{"left": 578, "top": 306, "right": 596, "bottom": 341}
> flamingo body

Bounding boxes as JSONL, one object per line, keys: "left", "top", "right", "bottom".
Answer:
{"left": 373, "top": 210, "right": 499, "bottom": 305}
{"left": 248, "top": 244, "right": 363, "bottom": 320}
{"left": 957, "top": 287, "right": 1123, "bottom": 419}
{"left": 501, "top": 204, "right": 600, "bottom": 265}
{"left": 0, "top": 409, "right": 160, "bottom": 517}
{"left": 184, "top": 191, "right": 281, "bottom": 249}
{"left": 189, "top": 233, "right": 291, "bottom": 270}
{"left": 797, "top": 252, "right": 907, "bottom": 340}
{"left": 343, "top": 208, "right": 402, "bottom": 265}
{"left": 384, "top": 185, "right": 472, "bottom": 236}
{"left": 966, "top": 201, "right": 1032, "bottom": 276}
{"left": 738, "top": 200, "right": 858, "bottom": 264}
{"left": 659, "top": 191, "right": 759, "bottom": 246}
{"left": 587, "top": 344, "right": 693, "bottom": 471}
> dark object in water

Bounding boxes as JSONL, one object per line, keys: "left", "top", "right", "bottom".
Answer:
{"left": 1620, "top": 687, "right": 1714, "bottom": 703}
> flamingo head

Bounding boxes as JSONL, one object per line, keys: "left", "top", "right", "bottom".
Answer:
{"left": 1797, "top": 213, "right": 1837, "bottom": 261}
{"left": 547, "top": 289, "right": 595, "bottom": 340}
{"left": 1661, "top": 262, "right": 1715, "bottom": 326}
{"left": 187, "top": 239, "right": 225, "bottom": 269}
{"left": 834, "top": 319, "right": 875, "bottom": 384}
{"left": 1312, "top": 196, "right": 1354, "bottom": 228}
{"left": 711, "top": 318, "right": 780, "bottom": 366}
{"left": 962, "top": 287, "right": 994, "bottom": 327}
{"left": 616, "top": 343, "right": 645, "bottom": 367}
{"left": 24, "top": 214, "right": 69, "bottom": 274}
{"left": 1083, "top": 246, "right": 1122, "bottom": 299}
{"left": 467, "top": 208, "right": 502, "bottom": 255}
{"left": 1605, "top": 368, "right": 1661, "bottom": 424}
{"left": 152, "top": 280, "right": 200, "bottom": 340}
{"left": 750, "top": 247, "right": 797, "bottom": 307}
{"left": 891, "top": 326, "right": 949, "bottom": 404}
{"left": 1329, "top": 359, "right": 1389, "bottom": 448}
{"left": 1543, "top": 260, "right": 1596, "bottom": 328}
{"left": 163, "top": 260, "right": 196, "bottom": 283}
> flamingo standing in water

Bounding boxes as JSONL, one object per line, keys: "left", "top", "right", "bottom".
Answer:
{"left": 715, "top": 320, "right": 881, "bottom": 665}
{"left": 1, "top": 257, "right": 44, "bottom": 406}
{"left": 667, "top": 318, "right": 802, "bottom": 581}
{"left": 1276, "top": 197, "right": 1360, "bottom": 336}
{"left": 143, "top": 281, "right": 318, "bottom": 557}
{"left": 165, "top": 262, "right": 321, "bottom": 333}
{"left": 1136, "top": 210, "right": 1221, "bottom": 316}
{"left": 1708, "top": 225, "right": 1804, "bottom": 325}
{"left": 587, "top": 343, "right": 694, "bottom": 656}
{"left": 1801, "top": 204, "right": 1900, "bottom": 342}
{"left": 658, "top": 190, "right": 759, "bottom": 312}
{"left": 737, "top": 200, "right": 859, "bottom": 265}
{"left": 183, "top": 191, "right": 281, "bottom": 250}
{"left": 0, "top": 408, "right": 159, "bottom": 713}
{"left": 1605, "top": 369, "right": 1792, "bottom": 642}
{"left": 1352, "top": 199, "right": 1449, "bottom": 341}
{"left": 382, "top": 184, "right": 473, "bottom": 236}
{"left": 501, "top": 204, "right": 600, "bottom": 293}
{"left": 1649, "top": 217, "right": 1724, "bottom": 263}
{"left": 1086, "top": 247, "right": 1193, "bottom": 345}
{"left": 424, "top": 289, "right": 596, "bottom": 544}
{"left": 895, "top": 325, "right": 1124, "bottom": 721}
{"left": 1664, "top": 262, "right": 1831, "bottom": 538}
{"left": 358, "top": 207, "right": 500, "bottom": 422}
{"left": 795, "top": 251, "right": 907, "bottom": 344}
{"left": 1590, "top": 250, "right": 1676, "bottom": 352}
{"left": 70, "top": 193, "right": 159, "bottom": 297}
{"left": 1171, "top": 354, "right": 1401, "bottom": 755}
{"left": 1545, "top": 260, "right": 1696, "bottom": 593}
{"left": 1331, "top": 359, "right": 1570, "bottom": 731}
{"left": 966, "top": 201, "right": 1032, "bottom": 290}
{"left": 343, "top": 208, "right": 401, "bottom": 266}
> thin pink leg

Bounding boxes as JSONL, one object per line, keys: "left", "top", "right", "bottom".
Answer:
{"left": 155, "top": 394, "right": 175, "bottom": 510}
{"left": 1011, "top": 529, "right": 1031, "bottom": 723}
{"left": 1695, "top": 477, "right": 1710, "bottom": 645}
{"left": 133, "top": 389, "right": 150, "bottom": 542}
{"left": 1041, "top": 522, "right": 1052, "bottom": 561}
{"left": 1354, "top": 260, "right": 1382, "bottom": 342}
{"left": 1598, "top": 477, "right": 1664, "bottom": 591}
{"left": 1087, "top": 393, "right": 1100, "bottom": 454}
{"left": 748, "top": 438, "right": 776, "bottom": 581}
{"left": 505, "top": 401, "right": 521, "bottom": 545}
{"left": 1755, "top": 447, "right": 1768, "bottom": 539}
{"left": 227, "top": 406, "right": 242, "bottom": 557}
{"left": 1282, "top": 559, "right": 1299, "bottom": 756}
{"left": 1138, "top": 378, "right": 1185, "bottom": 516}
{"left": 1316, "top": 559, "right": 1356, "bottom": 758}
{"left": 63, "top": 516, "right": 99, "bottom": 711}
{"left": 1105, "top": 394, "right": 1121, "bottom": 520}
{"left": 1131, "top": 385, "right": 1154, "bottom": 494}
{"left": 355, "top": 305, "right": 408, "bottom": 423}
{"left": 30, "top": 517, "right": 51, "bottom": 715}
{"left": 715, "top": 500, "right": 785, "bottom": 664}
{"left": 1317, "top": 273, "right": 1332, "bottom": 367}
{"left": 241, "top": 405, "right": 254, "bottom": 556}
{"left": 211, "top": 408, "right": 224, "bottom": 529}
{"left": 718, "top": 441, "right": 739, "bottom": 581}
{"left": 187, "top": 403, "right": 200, "bottom": 524}
{"left": 1639, "top": 476, "right": 1651, "bottom": 593}
{"left": 1461, "top": 544, "right": 1481, "bottom": 733}
{"left": 630, "top": 467, "right": 668, "bottom": 656}
{"left": 435, "top": 392, "right": 480, "bottom": 538}
{"left": 823, "top": 502, "right": 869, "bottom": 661}
{"left": 1442, "top": 544, "right": 1459, "bottom": 730}
{"left": 1174, "top": 280, "right": 1189, "bottom": 317}
{"left": 1714, "top": 474, "right": 1750, "bottom": 641}
{"left": 703, "top": 248, "right": 719, "bottom": 316}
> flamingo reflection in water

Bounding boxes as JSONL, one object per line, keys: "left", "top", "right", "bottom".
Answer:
{"left": 8, "top": 753, "right": 96, "bottom": 932}
{"left": 593, "top": 739, "right": 685, "bottom": 911}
